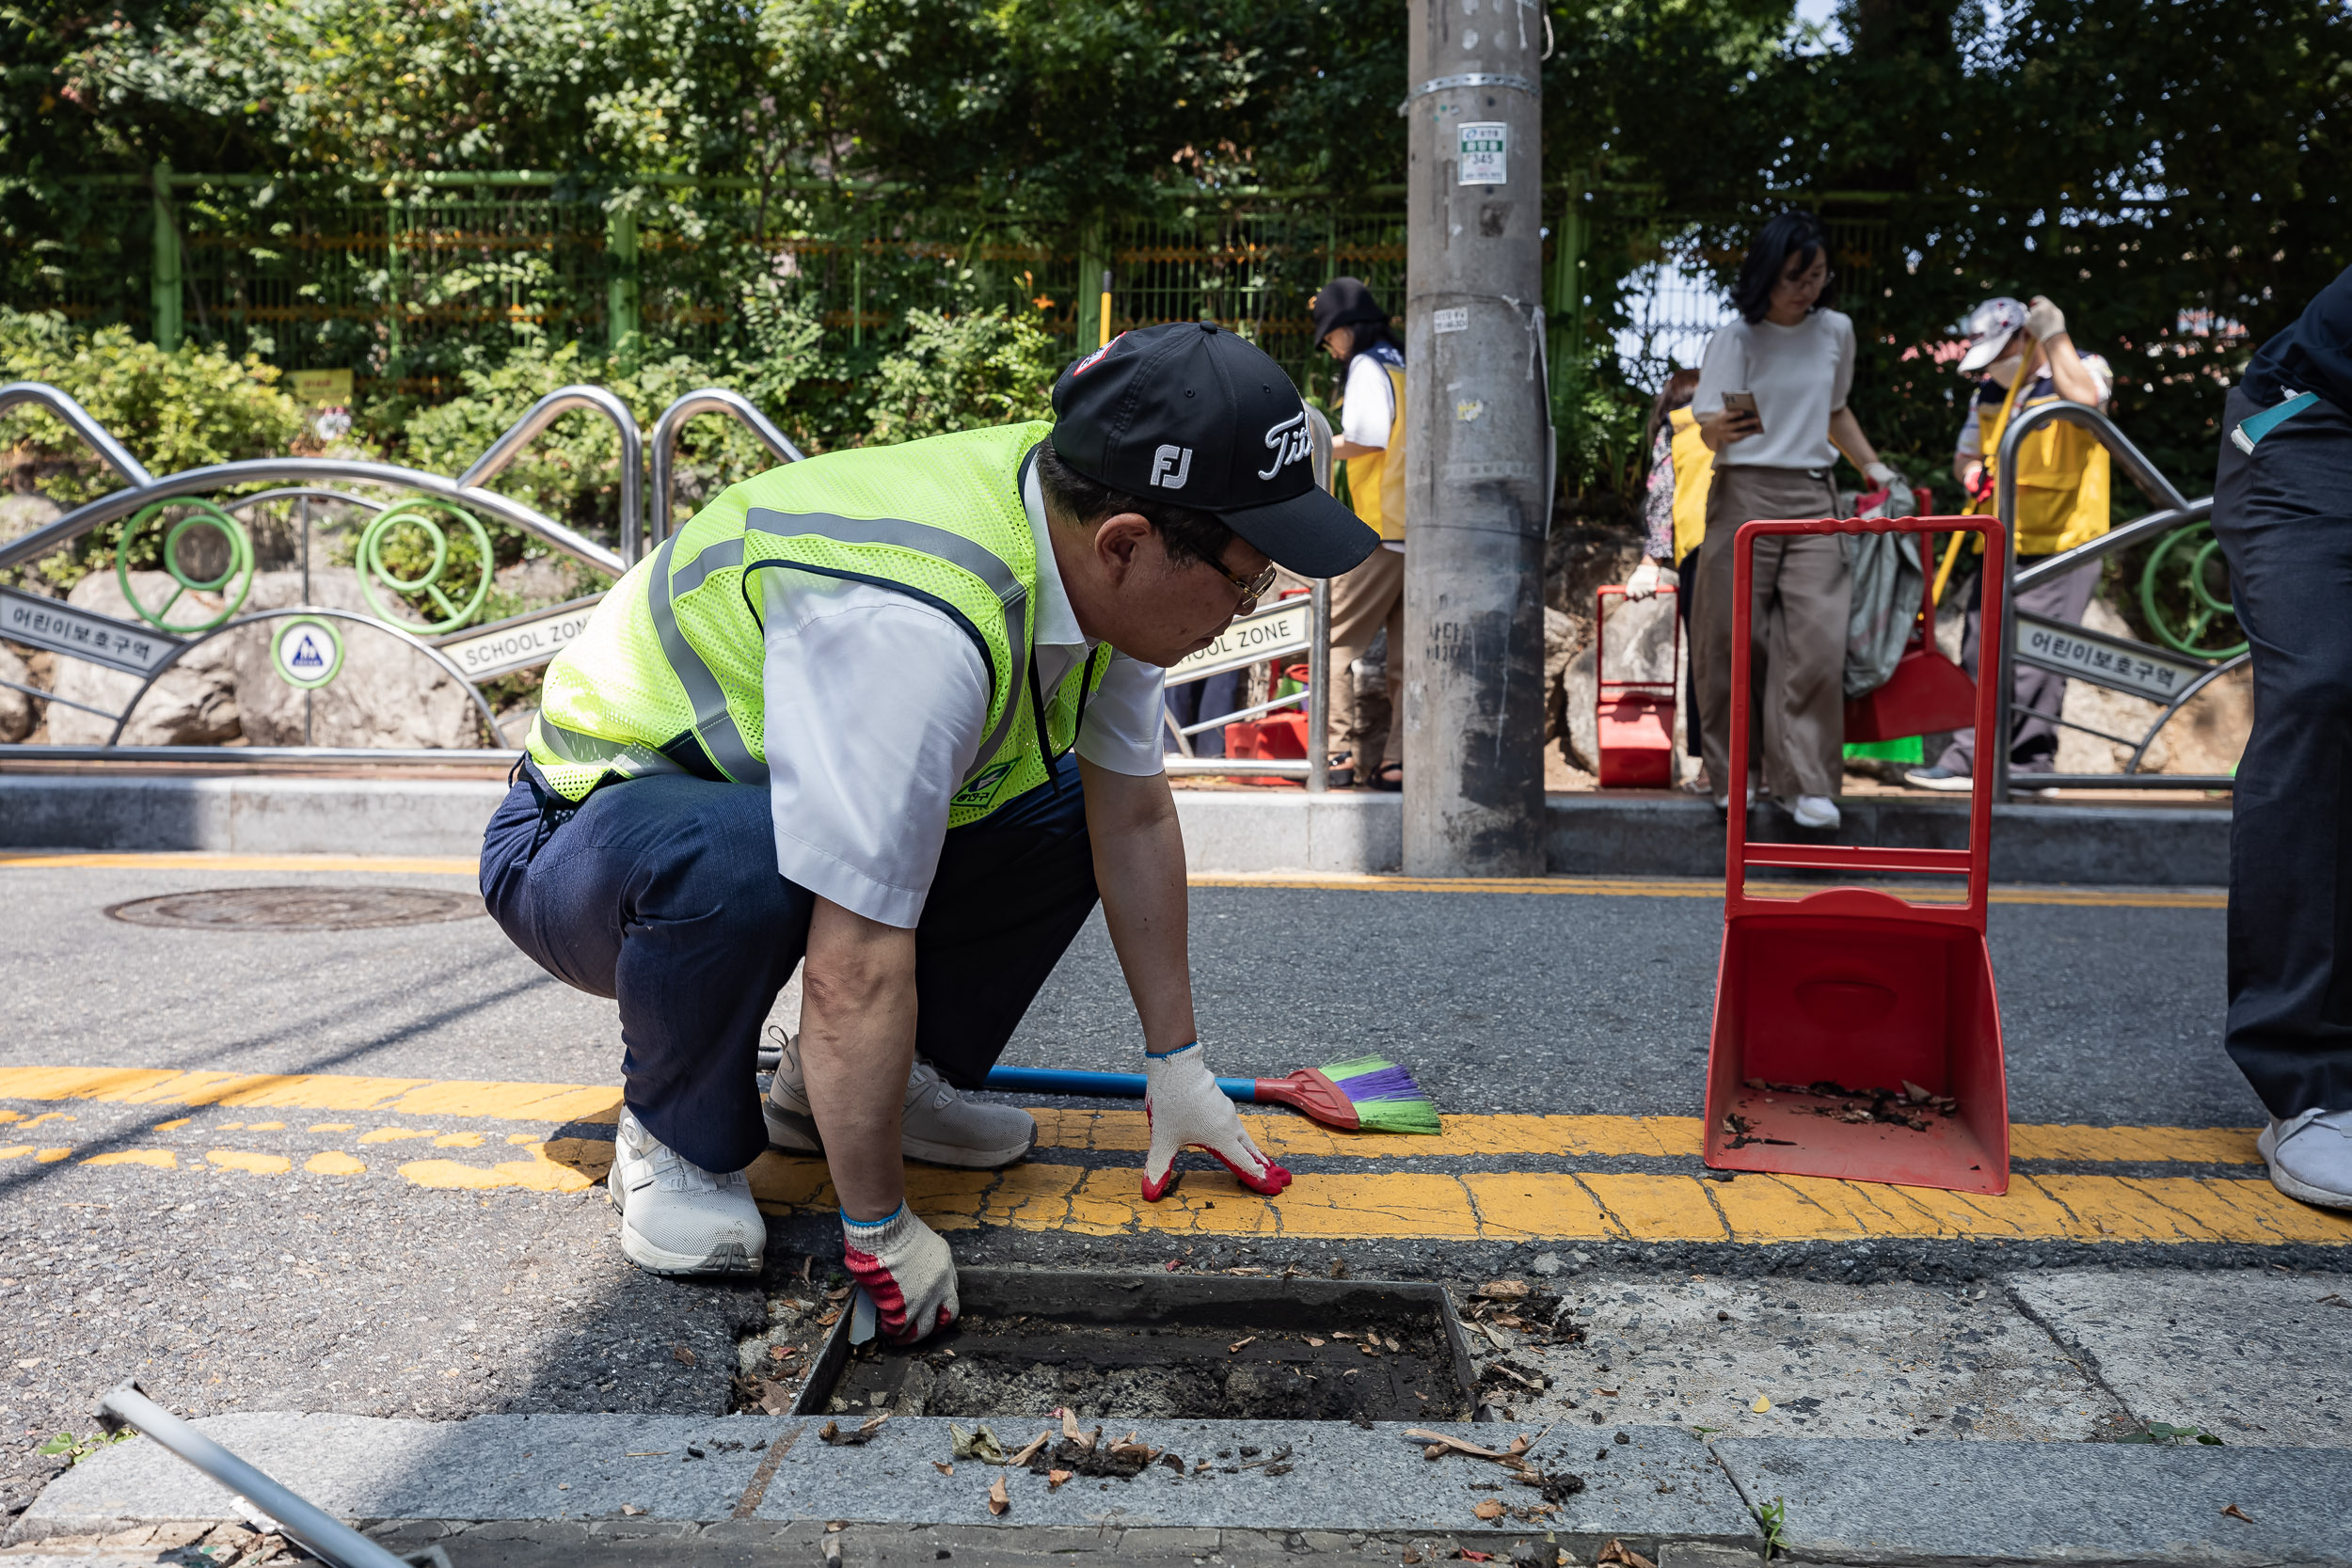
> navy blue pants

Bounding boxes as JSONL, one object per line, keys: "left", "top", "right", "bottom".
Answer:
{"left": 481, "top": 759, "right": 1101, "bottom": 1171}
{"left": 2213, "top": 386, "right": 2352, "bottom": 1117}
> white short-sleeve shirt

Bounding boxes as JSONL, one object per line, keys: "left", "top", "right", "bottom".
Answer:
{"left": 758, "top": 458, "right": 1166, "bottom": 928}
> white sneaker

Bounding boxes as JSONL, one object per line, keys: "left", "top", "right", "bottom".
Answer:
{"left": 1791, "top": 795, "right": 1841, "bottom": 830}
{"left": 1713, "top": 784, "right": 1759, "bottom": 811}
{"left": 608, "top": 1107, "right": 764, "bottom": 1275}
{"left": 765, "top": 1033, "right": 1037, "bottom": 1170}
{"left": 2258, "top": 1108, "right": 2352, "bottom": 1211}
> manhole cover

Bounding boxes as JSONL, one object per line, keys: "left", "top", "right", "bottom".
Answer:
{"left": 104, "top": 886, "right": 485, "bottom": 930}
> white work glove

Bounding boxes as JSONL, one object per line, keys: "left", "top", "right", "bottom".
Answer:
{"left": 1625, "top": 559, "right": 1662, "bottom": 601}
{"left": 2025, "top": 296, "right": 2067, "bottom": 343}
{"left": 1141, "top": 1042, "right": 1294, "bottom": 1202}
{"left": 840, "top": 1204, "right": 958, "bottom": 1345}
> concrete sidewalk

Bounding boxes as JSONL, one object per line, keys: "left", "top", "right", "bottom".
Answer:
{"left": 14, "top": 1408, "right": 2352, "bottom": 1564}
{"left": 0, "top": 774, "right": 2231, "bottom": 884}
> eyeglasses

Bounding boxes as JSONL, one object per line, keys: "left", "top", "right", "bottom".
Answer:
{"left": 1209, "top": 556, "right": 1280, "bottom": 616}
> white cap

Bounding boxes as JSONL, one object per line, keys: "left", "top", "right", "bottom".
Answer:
{"left": 1958, "top": 297, "right": 2029, "bottom": 374}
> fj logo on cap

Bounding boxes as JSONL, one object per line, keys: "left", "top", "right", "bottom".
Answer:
{"left": 1149, "top": 445, "right": 1194, "bottom": 490}
{"left": 1258, "top": 411, "right": 1311, "bottom": 481}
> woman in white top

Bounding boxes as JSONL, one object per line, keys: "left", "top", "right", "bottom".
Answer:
{"left": 1691, "top": 211, "right": 1906, "bottom": 831}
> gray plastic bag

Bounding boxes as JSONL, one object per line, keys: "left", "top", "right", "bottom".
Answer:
{"left": 1842, "top": 487, "right": 1925, "bottom": 701}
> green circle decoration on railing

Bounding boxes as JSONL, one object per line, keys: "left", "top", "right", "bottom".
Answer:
{"left": 2137, "top": 521, "right": 2248, "bottom": 659}
{"left": 116, "top": 498, "right": 256, "bottom": 633}
{"left": 358, "top": 499, "right": 494, "bottom": 635}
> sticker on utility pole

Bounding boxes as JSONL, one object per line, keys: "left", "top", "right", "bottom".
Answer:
{"left": 272, "top": 616, "right": 344, "bottom": 690}
{"left": 1457, "top": 122, "right": 1507, "bottom": 185}
{"left": 1434, "top": 308, "right": 1470, "bottom": 335}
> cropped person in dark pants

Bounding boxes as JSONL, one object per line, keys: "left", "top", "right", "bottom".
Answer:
{"left": 2210, "top": 261, "right": 2352, "bottom": 1211}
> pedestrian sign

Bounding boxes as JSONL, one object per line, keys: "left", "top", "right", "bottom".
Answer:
{"left": 272, "top": 615, "right": 344, "bottom": 690}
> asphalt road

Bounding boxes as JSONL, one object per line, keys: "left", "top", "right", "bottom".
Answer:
{"left": 0, "top": 861, "right": 2282, "bottom": 1529}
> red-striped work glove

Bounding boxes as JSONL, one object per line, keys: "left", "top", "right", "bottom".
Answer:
{"left": 1141, "top": 1041, "right": 1294, "bottom": 1202}
{"left": 840, "top": 1204, "right": 958, "bottom": 1344}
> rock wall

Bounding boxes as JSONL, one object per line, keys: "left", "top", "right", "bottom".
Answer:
{"left": 39, "top": 567, "right": 485, "bottom": 749}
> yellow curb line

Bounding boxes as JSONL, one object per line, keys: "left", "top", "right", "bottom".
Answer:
{"left": 17, "top": 1132, "right": 2342, "bottom": 1247}
{"left": 0, "top": 853, "right": 2221, "bottom": 909}
{"left": 0, "top": 1066, "right": 2262, "bottom": 1165}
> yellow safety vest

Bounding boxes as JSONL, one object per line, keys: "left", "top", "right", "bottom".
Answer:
{"left": 1975, "top": 387, "right": 2111, "bottom": 556}
{"left": 1341, "top": 360, "right": 1409, "bottom": 543}
{"left": 1668, "top": 407, "right": 1714, "bottom": 566}
{"left": 527, "top": 420, "right": 1108, "bottom": 824}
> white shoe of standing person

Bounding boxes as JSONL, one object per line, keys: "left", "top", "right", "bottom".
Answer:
{"left": 608, "top": 1107, "right": 764, "bottom": 1276}
{"left": 765, "top": 1032, "right": 1036, "bottom": 1169}
{"left": 2259, "top": 1108, "right": 2352, "bottom": 1212}
{"left": 1791, "top": 795, "right": 1841, "bottom": 831}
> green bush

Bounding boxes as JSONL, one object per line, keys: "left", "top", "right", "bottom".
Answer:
{"left": 0, "top": 309, "right": 305, "bottom": 506}
{"left": 866, "top": 306, "right": 1060, "bottom": 445}
{"left": 0, "top": 309, "right": 307, "bottom": 594}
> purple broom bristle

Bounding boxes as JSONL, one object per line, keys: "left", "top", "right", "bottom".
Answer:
{"left": 1332, "top": 1064, "right": 1425, "bottom": 1103}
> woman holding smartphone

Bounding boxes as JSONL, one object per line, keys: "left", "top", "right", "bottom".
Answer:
{"left": 1690, "top": 210, "right": 1905, "bottom": 830}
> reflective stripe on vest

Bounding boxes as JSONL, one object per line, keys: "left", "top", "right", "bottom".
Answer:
{"left": 644, "top": 531, "right": 769, "bottom": 785}
{"left": 743, "top": 508, "right": 1031, "bottom": 785}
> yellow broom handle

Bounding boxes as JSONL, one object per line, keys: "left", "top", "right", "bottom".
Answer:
{"left": 1937, "top": 329, "right": 2037, "bottom": 605}
{"left": 1098, "top": 270, "right": 1113, "bottom": 350}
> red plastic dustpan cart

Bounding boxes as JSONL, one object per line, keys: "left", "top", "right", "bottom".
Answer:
{"left": 1702, "top": 513, "right": 2010, "bottom": 1196}
{"left": 1595, "top": 585, "right": 1677, "bottom": 788}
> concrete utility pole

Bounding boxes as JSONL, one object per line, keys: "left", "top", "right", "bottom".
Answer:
{"left": 1401, "top": 0, "right": 1549, "bottom": 877}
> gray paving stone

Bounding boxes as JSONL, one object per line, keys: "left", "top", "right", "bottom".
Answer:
{"left": 1715, "top": 1435, "right": 2352, "bottom": 1563}
{"left": 17, "top": 1413, "right": 1753, "bottom": 1542}
{"left": 2006, "top": 1267, "right": 2352, "bottom": 1446}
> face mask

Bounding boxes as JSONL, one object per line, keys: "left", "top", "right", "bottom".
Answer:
{"left": 1987, "top": 354, "right": 2024, "bottom": 388}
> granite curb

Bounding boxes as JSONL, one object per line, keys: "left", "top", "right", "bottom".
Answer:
{"left": 0, "top": 775, "right": 2230, "bottom": 885}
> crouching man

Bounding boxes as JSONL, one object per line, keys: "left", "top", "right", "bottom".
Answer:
{"left": 479, "top": 323, "right": 1375, "bottom": 1340}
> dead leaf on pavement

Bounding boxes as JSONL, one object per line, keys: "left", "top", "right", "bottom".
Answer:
{"left": 1008, "top": 1430, "right": 1053, "bottom": 1467}
{"left": 1408, "top": 1429, "right": 1528, "bottom": 1463}
{"left": 820, "top": 1415, "right": 889, "bottom": 1447}
{"left": 931, "top": 1462, "right": 952, "bottom": 1476}
{"left": 987, "top": 1474, "right": 1009, "bottom": 1516}
{"left": 1229, "top": 1336, "right": 1257, "bottom": 1354}
{"left": 757, "top": 1381, "right": 794, "bottom": 1417}
{"left": 1478, "top": 1279, "right": 1529, "bottom": 1300}
{"left": 816, "top": 1309, "right": 841, "bottom": 1327}
{"left": 2222, "top": 1504, "right": 2255, "bottom": 1523}
{"left": 949, "top": 1424, "right": 1006, "bottom": 1463}
{"left": 768, "top": 1344, "right": 798, "bottom": 1361}
{"left": 1306, "top": 1336, "right": 1325, "bottom": 1346}
{"left": 618, "top": 1505, "right": 644, "bottom": 1517}
{"left": 1598, "top": 1542, "right": 1656, "bottom": 1568}
{"left": 671, "top": 1345, "right": 696, "bottom": 1366}
{"left": 1471, "top": 1498, "right": 1504, "bottom": 1520}
{"left": 1047, "top": 1469, "right": 1073, "bottom": 1490}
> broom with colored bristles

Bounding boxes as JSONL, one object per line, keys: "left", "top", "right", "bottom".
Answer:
{"left": 980, "top": 1054, "right": 1442, "bottom": 1135}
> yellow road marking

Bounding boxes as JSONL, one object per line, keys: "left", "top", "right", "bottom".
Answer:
{"left": 0, "top": 1066, "right": 2263, "bottom": 1164}
{"left": 0, "top": 853, "right": 2220, "bottom": 909}
{"left": 14, "top": 1110, "right": 2339, "bottom": 1244}
{"left": 1190, "top": 871, "right": 2224, "bottom": 910}
{"left": 0, "top": 851, "right": 480, "bottom": 874}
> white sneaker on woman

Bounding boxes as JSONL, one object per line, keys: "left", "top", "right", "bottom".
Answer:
{"left": 608, "top": 1107, "right": 764, "bottom": 1276}
{"left": 1791, "top": 795, "right": 1842, "bottom": 830}
{"left": 764, "top": 1033, "right": 1037, "bottom": 1169}
{"left": 2259, "top": 1108, "right": 2352, "bottom": 1211}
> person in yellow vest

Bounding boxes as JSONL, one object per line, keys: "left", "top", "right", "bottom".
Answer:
{"left": 1905, "top": 294, "right": 2113, "bottom": 788}
{"left": 1311, "top": 277, "right": 1406, "bottom": 790}
{"left": 1627, "top": 369, "right": 1712, "bottom": 782}
{"left": 477, "top": 323, "right": 1375, "bottom": 1339}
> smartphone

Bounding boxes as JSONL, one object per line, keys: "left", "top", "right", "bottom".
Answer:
{"left": 1722, "top": 389, "right": 1764, "bottom": 434}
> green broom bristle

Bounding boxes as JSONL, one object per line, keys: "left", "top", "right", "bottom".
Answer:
{"left": 1319, "top": 1054, "right": 1442, "bottom": 1135}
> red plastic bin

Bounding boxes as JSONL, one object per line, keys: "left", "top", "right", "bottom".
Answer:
{"left": 1702, "top": 513, "right": 2010, "bottom": 1196}
{"left": 1595, "top": 585, "right": 1677, "bottom": 788}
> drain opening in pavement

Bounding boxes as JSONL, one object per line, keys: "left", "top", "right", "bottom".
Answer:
{"left": 736, "top": 1268, "right": 1480, "bottom": 1424}
{"left": 104, "top": 886, "right": 485, "bottom": 929}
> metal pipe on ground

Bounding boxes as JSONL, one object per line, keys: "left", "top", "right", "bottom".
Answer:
{"left": 1400, "top": 5, "right": 1550, "bottom": 875}
{"left": 93, "top": 1381, "right": 424, "bottom": 1568}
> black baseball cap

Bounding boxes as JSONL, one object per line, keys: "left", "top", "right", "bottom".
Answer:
{"left": 1050, "top": 321, "right": 1378, "bottom": 579}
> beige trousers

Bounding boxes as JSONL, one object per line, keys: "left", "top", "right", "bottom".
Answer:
{"left": 1692, "top": 465, "right": 1851, "bottom": 800}
{"left": 1326, "top": 546, "right": 1406, "bottom": 771}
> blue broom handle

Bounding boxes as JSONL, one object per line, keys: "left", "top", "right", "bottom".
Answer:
{"left": 982, "top": 1066, "right": 1260, "bottom": 1102}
